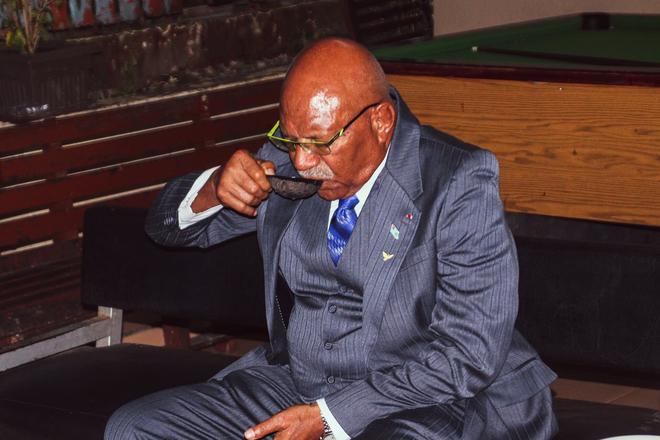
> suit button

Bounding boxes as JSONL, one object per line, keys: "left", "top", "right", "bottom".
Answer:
{"left": 324, "top": 342, "right": 333, "bottom": 350}
{"left": 327, "top": 376, "right": 335, "bottom": 384}
{"left": 328, "top": 304, "right": 337, "bottom": 313}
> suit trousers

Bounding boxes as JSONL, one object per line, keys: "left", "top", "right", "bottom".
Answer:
{"left": 104, "top": 364, "right": 467, "bottom": 440}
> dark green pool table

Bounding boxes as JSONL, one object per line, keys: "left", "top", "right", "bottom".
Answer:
{"left": 376, "top": 13, "right": 660, "bottom": 82}
{"left": 374, "top": 13, "right": 660, "bottom": 227}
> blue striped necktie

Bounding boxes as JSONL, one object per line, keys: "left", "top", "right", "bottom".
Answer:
{"left": 327, "top": 195, "right": 359, "bottom": 266}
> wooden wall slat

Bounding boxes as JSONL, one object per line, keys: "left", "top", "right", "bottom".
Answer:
{"left": 0, "top": 241, "right": 81, "bottom": 274}
{"left": 1, "top": 108, "right": 276, "bottom": 215}
{"left": 2, "top": 123, "right": 198, "bottom": 185}
{"left": 0, "top": 260, "right": 79, "bottom": 295}
{"left": 0, "top": 138, "right": 263, "bottom": 249}
{"left": 0, "top": 77, "right": 283, "bottom": 155}
{"left": 0, "top": 96, "right": 198, "bottom": 154}
{"left": 1, "top": 107, "right": 277, "bottom": 185}
{"left": 206, "top": 108, "right": 276, "bottom": 144}
{"left": 1, "top": 146, "right": 232, "bottom": 217}
{"left": 0, "top": 193, "right": 150, "bottom": 251}
{"left": 207, "top": 79, "right": 282, "bottom": 115}
{"left": 0, "top": 271, "right": 80, "bottom": 309}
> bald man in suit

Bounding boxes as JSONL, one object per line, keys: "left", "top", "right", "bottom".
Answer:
{"left": 106, "top": 38, "right": 557, "bottom": 440}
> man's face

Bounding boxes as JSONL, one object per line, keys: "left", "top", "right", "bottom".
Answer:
{"left": 280, "top": 91, "right": 384, "bottom": 201}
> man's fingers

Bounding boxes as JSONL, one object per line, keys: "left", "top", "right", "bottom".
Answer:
{"left": 227, "top": 180, "right": 267, "bottom": 206}
{"left": 245, "top": 404, "right": 322, "bottom": 440}
{"left": 214, "top": 150, "right": 275, "bottom": 215}
{"left": 253, "top": 159, "right": 276, "bottom": 192}
{"left": 218, "top": 191, "right": 257, "bottom": 217}
{"left": 239, "top": 154, "right": 272, "bottom": 194}
{"left": 258, "top": 160, "right": 276, "bottom": 176}
{"left": 244, "top": 414, "right": 283, "bottom": 439}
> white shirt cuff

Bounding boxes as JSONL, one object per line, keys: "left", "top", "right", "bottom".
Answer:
{"left": 317, "top": 398, "right": 351, "bottom": 440}
{"left": 177, "top": 166, "right": 223, "bottom": 230}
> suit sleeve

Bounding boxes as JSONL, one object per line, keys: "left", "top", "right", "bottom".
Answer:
{"left": 144, "top": 142, "right": 289, "bottom": 248}
{"left": 145, "top": 170, "right": 259, "bottom": 248}
{"left": 324, "top": 149, "right": 518, "bottom": 436}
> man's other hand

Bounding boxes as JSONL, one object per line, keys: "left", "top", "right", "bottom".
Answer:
{"left": 191, "top": 149, "right": 275, "bottom": 217}
{"left": 244, "top": 403, "right": 325, "bottom": 440}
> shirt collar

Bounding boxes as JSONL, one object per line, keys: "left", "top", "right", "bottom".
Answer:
{"left": 329, "top": 144, "right": 390, "bottom": 218}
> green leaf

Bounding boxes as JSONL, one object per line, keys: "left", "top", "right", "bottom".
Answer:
{"left": 15, "top": 28, "right": 26, "bottom": 48}
{"left": 2, "top": 0, "right": 53, "bottom": 53}
{"left": 6, "top": 30, "right": 14, "bottom": 48}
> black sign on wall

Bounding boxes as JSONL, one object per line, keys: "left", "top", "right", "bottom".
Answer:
{"left": 345, "top": 0, "right": 434, "bottom": 47}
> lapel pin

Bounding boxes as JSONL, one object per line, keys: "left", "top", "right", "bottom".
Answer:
{"left": 390, "top": 224, "right": 400, "bottom": 240}
{"left": 382, "top": 251, "right": 394, "bottom": 261}
{"left": 405, "top": 213, "right": 413, "bottom": 221}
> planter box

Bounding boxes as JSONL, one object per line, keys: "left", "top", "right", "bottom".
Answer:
{"left": 0, "top": 43, "right": 99, "bottom": 123}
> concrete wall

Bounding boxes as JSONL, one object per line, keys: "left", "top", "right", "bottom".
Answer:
{"left": 434, "top": 0, "right": 660, "bottom": 35}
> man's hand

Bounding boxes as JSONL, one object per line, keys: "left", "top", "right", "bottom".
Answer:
{"left": 244, "top": 403, "right": 325, "bottom": 440}
{"left": 191, "top": 149, "right": 275, "bottom": 216}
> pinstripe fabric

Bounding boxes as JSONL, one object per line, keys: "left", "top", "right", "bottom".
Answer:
{"left": 105, "top": 364, "right": 299, "bottom": 440}
{"left": 320, "top": 129, "right": 557, "bottom": 438}
{"left": 123, "top": 87, "right": 558, "bottom": 439}
{"left": 280, "top": 194, "right": 370, "bottom": 400}
{"left": 145, "top": 172, "right": 259, "bottom": 249}
{"left": 354, "top": 403, "right": 465, "bottom": 439}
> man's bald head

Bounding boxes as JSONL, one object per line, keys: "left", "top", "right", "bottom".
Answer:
{"left": 283, "top": 38, "right": 389, "bottom": 101}
{"left": 280, "top": 38, "right": 390, "bottom": 130}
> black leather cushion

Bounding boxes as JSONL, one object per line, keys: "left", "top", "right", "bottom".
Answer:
{"left": 0, "top": 344, "right": 236, "bottom": 440}
{"left": 554, "top": 398, "right": 660, "bottom": 439}
{"left": 509, "top": 212, "right": 660, "bottom": 376}
{"left": 82, "top": 206, "right": 267, "bottom": 334}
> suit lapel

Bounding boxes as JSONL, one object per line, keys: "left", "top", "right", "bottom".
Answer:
{"left": 355, "top": 171, "right": 421, "bottom": 351}
{"left": 356, "top": 87, "right": 425, "bottom": 351}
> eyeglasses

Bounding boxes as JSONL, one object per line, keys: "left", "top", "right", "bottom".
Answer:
{"left": 266, "top": 101, "right": 381, "bottom": 156}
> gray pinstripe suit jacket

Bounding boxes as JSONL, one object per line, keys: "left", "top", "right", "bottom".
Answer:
{"left": 145, "top": 88, "right": 557, "bottom": 438}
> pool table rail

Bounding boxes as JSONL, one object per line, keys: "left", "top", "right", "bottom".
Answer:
{"left": 386, "top": 73, "right": 660, "bottom": 227}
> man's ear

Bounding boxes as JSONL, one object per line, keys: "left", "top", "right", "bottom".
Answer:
{"left": 371, "top": 102, "right": 396, "bottom": 144}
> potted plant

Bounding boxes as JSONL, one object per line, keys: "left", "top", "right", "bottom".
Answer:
{"left": 0, "top": 0, "right": 99, "bottom": 123}
{"left": 2, "top": 0, "right": 55, "bottom": 54}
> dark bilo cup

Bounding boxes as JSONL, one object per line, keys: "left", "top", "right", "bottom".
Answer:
{"left": 267, "top": 175, "right": 321, "bottom": 200}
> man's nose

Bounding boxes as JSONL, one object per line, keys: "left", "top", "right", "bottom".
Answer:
{"left": 292, "top": 146, "right": 320, "bottom": 171}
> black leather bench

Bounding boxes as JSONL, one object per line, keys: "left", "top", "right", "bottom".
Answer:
{"left": 0, "top": 206, "right": 658, "bottom": 439}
